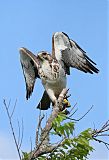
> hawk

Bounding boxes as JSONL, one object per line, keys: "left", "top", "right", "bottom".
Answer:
{"left": 19, "top": 32, "right": 99, "bottom": 110}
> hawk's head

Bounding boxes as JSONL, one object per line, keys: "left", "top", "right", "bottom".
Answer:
{"left": 37, "top": 51, "right": 52, "bottom": 62}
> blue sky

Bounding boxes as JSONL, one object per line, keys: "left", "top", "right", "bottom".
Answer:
{"left": 0, "top": 0, "right": 108, "bottom": 159}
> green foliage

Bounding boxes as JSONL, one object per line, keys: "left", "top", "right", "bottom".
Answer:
{"left": 50, "top": 114, "right": 94, "bottom": 160}
{"left": 47, "top": 129, "right": 93, "bottom": 160}
{"left": 52, "top": 113, "right": 74, "bottom": 137}
{"left": 22, "top": 114, "right": 94, "bottom": 160}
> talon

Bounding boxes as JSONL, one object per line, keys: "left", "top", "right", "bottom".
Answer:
{"left": 63, "top": 98, "right": 71, "bottom": 108}
{"left": 65, "top": 94, "right": 71, "bottom": 99}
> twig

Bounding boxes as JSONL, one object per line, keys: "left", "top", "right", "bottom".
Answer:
{"left": 95, "top": 134, "right": 109, "bottom": 137}
{"left": 46, "top": 138, "right": 65, "bottom": 158}
{"left": 93, "top": 137, "right": 109, "bottom": 150}
{"left": 17, "top": 119, "right": 21, "bottom": 147}
{"left": 36, "top": 110, "right": 41, "bottom": 147}
{"left": 92, "top": 120, "right": 109, "bottom": 150}
{"left": 105, "top": 144, "right": 109, "bottom": 150}
{"left": 69, "top": 103, "right": 77, "bottom": 115}
{"left": 36, "top": 111, "right": 45, "bottom": 147}
{"left": 102, "top": 120, "right": 109, "bottom": 130}
{"left": 92, "top": 120, "right": 109, "bottom": 136}
{"left": 18, "top": 118, "right": 24, "bottom": 150}
{"left": 67, "top": 105, "right": 94, "bottom": 121}
{"left": 10, "top": 99, "right": 17, "bottom": 118}
{"left": 8, "top": 99, "right": 11, "bottom": 109}
{"left": 3, "top": 99, "right": 22, "bottom": 160}
{"left": 69, "top": 108, "right": 78, "bottom": 118}
{"left": 77, "top": 105, "right": 94, "bottom": 121}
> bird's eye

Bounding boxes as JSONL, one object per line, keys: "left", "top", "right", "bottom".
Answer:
{"left": 43, "top": 52, "right": 47, "bottom": 55}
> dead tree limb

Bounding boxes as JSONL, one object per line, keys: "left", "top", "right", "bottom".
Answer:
{"left": 35, "top": 111, "right": 45, "bottom": 147}
{"left": 66, "top": 105, "right": 94, "bottom": 121}
{"left": 3, "top": 99, "right": 22, "bottom": 160}
{"left": 31, "top": 88, "right": 68, "bottom": 159}
{"left": 92, "top": 120, "right": 109, "bottom": 150}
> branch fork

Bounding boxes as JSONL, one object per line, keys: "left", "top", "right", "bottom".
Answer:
{"left": 31, "top": 88, "right": 68, "bottom": 159}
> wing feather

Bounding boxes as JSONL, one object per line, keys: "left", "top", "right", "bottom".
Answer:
{"left": 19, "top": 47, "right": 39, "bottom": 99}
{"left": 52, "top": 32, "right": 99, "bottom": 74}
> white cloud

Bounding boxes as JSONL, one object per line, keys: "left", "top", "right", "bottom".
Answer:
{"left": 0, "top": 132, "right": 19, "bottom": 160}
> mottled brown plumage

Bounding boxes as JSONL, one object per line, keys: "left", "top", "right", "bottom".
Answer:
{"left": 19, "top": 32, "right": 99, "bottom": 110}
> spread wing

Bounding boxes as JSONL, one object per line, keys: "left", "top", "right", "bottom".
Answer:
{"left": 19, "top": 47, "right": 40, "bottom": 99}
{"left": 52, "top": 32, "right": 99, "bottom": 74}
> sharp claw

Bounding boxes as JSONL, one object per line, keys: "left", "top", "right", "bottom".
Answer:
{"left": 63, "top": 99, "right": 71, "bottom": 108}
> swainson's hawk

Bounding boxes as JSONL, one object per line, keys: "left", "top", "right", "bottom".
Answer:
{"left": 19, "top": 32, "right": 99, "bottom": 110}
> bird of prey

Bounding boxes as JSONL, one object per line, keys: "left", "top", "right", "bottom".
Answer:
{"left": 19, "top": 32, "right": 99, "bottom": 110}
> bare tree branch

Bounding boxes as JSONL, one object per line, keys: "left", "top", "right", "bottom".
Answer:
{"left": 67, "top": 105, "right": 94, "bottom": 121}
{"left": 93, "top": 137, "right": 109, "bottom": 150}
{"left": 8, "top": 99, "right": 11, "bottom": 109}
{"left": 17, "top": 119, "right": 21, "bottom": 147}
{"left": 92, "top": 120, "right": 109, "bottom": 150}
{"left": 10, "top": 99, "right": 17, "bottom": 118}
{"left": 36, "top": 111, "right": 45, "bottom": 147}
{"left": 3, "top": 99, "right": 22, "bottom": 160}
{"left": 31, "top": 88, "right": 68, "bottom": 159}
{"left": 18, "top": 118, "right": 24, "bottom": 150}
{"left": 69, "top": 102, "right": 77, "bottom": 115}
